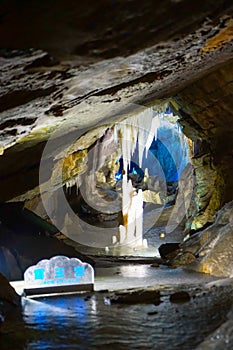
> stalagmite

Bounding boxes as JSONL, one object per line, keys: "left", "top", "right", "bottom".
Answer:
{"left": 113, "top": 108, "right": 161, "bottom": 247}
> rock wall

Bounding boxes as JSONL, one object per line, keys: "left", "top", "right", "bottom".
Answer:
{"left": 0, "top": 272, "right": 20, "bottom": 324}
{"left": 181, "top": 201, "right": 233, "bottom": 277}
{"left": 173, "top": 60, "right": 233, "bottom": 230}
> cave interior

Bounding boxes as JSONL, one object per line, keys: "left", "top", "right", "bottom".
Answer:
{"left": 0, "top": 1, "right": 233, "bottom": 349}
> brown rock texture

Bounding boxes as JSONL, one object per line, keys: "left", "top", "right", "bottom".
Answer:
{"left": 180, "top": 201, "right": 233, "bottom": 277}
{"left": 174, "top": 60, "right": 233, "bottom": 229}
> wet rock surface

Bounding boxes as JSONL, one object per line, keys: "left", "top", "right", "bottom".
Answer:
{"left": 171, "top": 201, "right": 233, "bottom": 277}
{"left": 0, "top": 273, "right": 20, "bottom": 306}
{"left": 197, "top": 316, "right": 233, "bottom": 349}
{"left": 105, "top": 289, "right": 161, "bottom": 305}
{"left": 169, "top": 290, "right": 191, "bottom": 304}
{"left": 159, "top": 243, "right": 181, "bottom": 260}
{"left": 170, "top": 251, "right": 196, "bottom": 268}
{"left": 0, "top": 273, "right": 21, "bottom": 326}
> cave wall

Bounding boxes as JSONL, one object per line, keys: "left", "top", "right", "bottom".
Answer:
{"left": 173, "top": 60, "right": 233, "bottom": 229}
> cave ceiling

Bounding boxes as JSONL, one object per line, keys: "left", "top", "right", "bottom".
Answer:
{"left": 0, "top": 0, "right": 232, "bottom": 202}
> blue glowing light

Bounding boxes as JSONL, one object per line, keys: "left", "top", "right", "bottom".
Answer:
{"left": 114, "top": 158, "right": 144, "bottom": 181}
{"left": 54, "top": 267, "right": 65, "bottom": 278}
{"left": 74, "top": 266, "right": 85, "bottom": 277}
{"left": 34, "top": 268, "right": 45, "bottom": 280}
{"left": 114, "top": 173, "right": 122, "bottom": 181}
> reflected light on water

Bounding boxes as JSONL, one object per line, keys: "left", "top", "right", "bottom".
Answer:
{"left": 119, "top": 265, "right": 149, "bottom": 278}
{"left": 2, "top": 279, "right": 233, "bottom": 350}
{"left": 23, "top": 295, "right": 88, "bottom": 329}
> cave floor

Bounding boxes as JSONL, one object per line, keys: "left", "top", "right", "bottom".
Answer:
{"left": 60, "top": 204, "right": 185, "bottom": 259}
{"left": 7, "top": 209, "right": 233, "bottom": 349}
{"left": 7, "top": 267, "right": 233, "bottom": 350}
{"left": 11, "top": 262, "right": 219, "bottom": 296}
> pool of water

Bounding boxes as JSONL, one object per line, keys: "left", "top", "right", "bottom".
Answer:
{"left": 1, "top": 273, "right": 233, "bottom": 350}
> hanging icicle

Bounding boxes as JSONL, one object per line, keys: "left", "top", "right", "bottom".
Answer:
{"left": 65, "top": 176, "right": 79, "bottom": 194}
{"left": 113, "top": 107, "right": 161, "bottom": 247}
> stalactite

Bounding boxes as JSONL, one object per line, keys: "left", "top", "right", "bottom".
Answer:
{"left": 113, "top": 108, "right": 161, "bottom": 247}
{"left": 65, "top": 176, "right": 79, "bottom": 194}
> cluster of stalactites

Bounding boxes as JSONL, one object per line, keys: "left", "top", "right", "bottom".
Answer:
{"left": 113, "top": 107, "right": 161, "bottom": 247}
{"left": 114, "top": 108, "right": 160, "bottom": 170}
{"left": 64, "top": 176, "right": 79, "bottom": 194}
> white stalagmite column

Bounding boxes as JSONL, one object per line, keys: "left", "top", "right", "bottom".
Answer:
{"left": 119, "top": 175, "right": 144, "bottom": 246}
{"left": 113, "top": 108, "right": 160, "bottom": 247}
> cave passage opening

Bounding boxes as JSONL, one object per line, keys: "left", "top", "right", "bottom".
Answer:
{"left": 64, "top": 103, "right": 192, "bottom": 256}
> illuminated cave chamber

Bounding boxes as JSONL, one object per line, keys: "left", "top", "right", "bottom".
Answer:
{"left": 113, "top": 106, "right": 190, "bottom": 247}
{"left": 65, "top": 105, "right": 191, "bottom": 249}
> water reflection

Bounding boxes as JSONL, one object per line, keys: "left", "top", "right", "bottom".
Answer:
{"left": 1, "top": 280, "right": 233, "bottom": 350}
{"left": 119, "top": 265, "right": 149, "bottom": 278}
{"left": 23, "top": 295, "right": 88, "bottom": 327}
{"left": 23, "top": 295, "right": 90, "bottom": 350}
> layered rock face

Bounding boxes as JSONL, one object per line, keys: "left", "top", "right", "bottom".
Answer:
{"left": 180, "top": 201, "right": 233, "bottom": 278}
{"left": 174, "top": 60, "right": 233, "bottom": 230}
{"left": 0, "top": 0, "right": 232, "bottom": 289}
